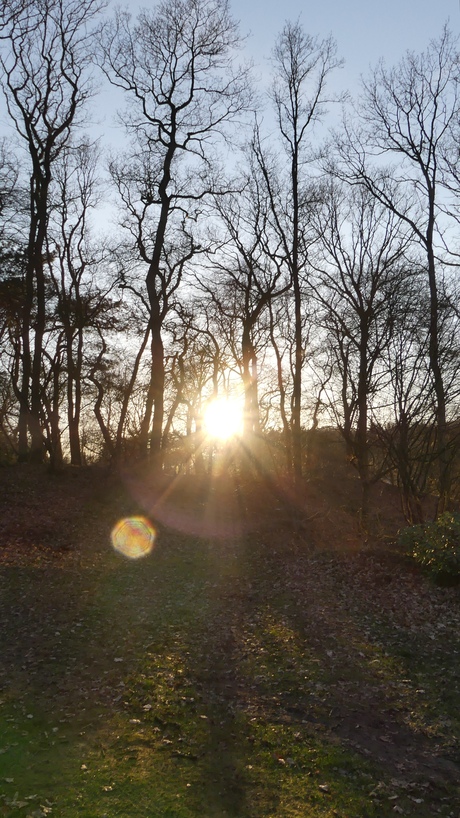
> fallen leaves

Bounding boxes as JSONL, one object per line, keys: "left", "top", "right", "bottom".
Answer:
{"left": 0, "top": 792, "right": 53, "bottom": 816}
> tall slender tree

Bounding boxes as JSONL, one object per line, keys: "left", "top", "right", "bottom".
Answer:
{"left": 49, "top": 140, "right": 106, "bottom": 465}
{"left": 253, "top": 21, "right": 341, "bottom": 481}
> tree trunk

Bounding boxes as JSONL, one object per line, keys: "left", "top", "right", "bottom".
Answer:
{"left": 242, "top": 323, "right": 260, "bottom": 437}
{"left": 115, "top": 322, "right": 151, "bottom": 461}
{"left": 144, "top": 127, "right": 176, "bottom": 470}
{"left": 18, "top": 270, "right": 32, "bottom": 461}
{"left": 29, "top": 255, "right": 46, "bottom": 462}
{"left": 355, "top": 323, "right": 371, "bottom": 523}
{"left": 28, "top": 175, "right": 50, "bottom": 463}
{"left": 291, "top": 148, "right": 303, "bottom": 484}
{"left": 426, "top": 240, "right": 449, "bottom": 513}
{"left": 48, "top": 357, "right": 64, "bottom": 471}
{"left": 148, "top": 309, "right": 165, "bottom": 471}
{"left": 269, "top": 303, "right": 292, "bottom": 475}
{"left": 67, "top": 327, "right": 83, "bottom": 466}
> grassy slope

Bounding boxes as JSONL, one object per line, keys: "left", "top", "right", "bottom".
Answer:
{"left": 0, "top": 461, "right": 459, "bottom": 817}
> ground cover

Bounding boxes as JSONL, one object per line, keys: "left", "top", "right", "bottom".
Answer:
{"left": 0, "top": 459, "right": 459, "bottom": 817}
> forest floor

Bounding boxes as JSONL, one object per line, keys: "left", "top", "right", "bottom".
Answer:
{"left": 0, "top": 444, "right": 459, "bottom": 817}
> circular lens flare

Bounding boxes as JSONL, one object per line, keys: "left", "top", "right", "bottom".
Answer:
{"left": 111, "top": 517, "right": 156, "bottom": 559}
{"left": 203, "top": 397, "right": 243, "bottom": 441}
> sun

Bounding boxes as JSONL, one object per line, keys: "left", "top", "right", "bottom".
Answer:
{"left": 203, "top": 396, "right": 243, "bottom": 441}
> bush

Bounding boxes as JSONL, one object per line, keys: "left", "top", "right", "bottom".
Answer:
{"left": 399, "top": 513, "right": 460, "bottom": 585}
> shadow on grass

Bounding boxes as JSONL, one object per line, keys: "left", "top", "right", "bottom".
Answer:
{"left": 0, "top": 468, "right": 459, "bottom": 816}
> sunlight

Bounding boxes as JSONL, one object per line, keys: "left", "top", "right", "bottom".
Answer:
{"left": 202, "top": 396, "right": 243, "bottom": 441}
{"left": 111, "top": 517, "right": 156, "bottom": 559}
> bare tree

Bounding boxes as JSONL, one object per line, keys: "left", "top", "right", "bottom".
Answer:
{"left": 46, "top": 140, "right": 105, "bottom": 465}
{"left": 99, "top": 0, "right": 252, "bottom": 468}
{"left": 332, "top": 25, "right": 460, "bottom": 512}
{"left": 253, "top": 21, "right": 342, "bottom": 482}
{"left": 310, "top": 182, "right": 413, "bottom": 519}
{"left": 376, "top": 293, "right": 437, "bottom": 524}
{"left": 0, "top": 0, "right": 104, "bottom": 462}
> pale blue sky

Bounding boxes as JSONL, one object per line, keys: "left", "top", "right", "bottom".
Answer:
{"left": 231, "top": 0, "right": 460, "bottom": 93}
{"left": 88, "top": 0, "right": 460, "bottom": 220}
{"left": 121, "top": 0, "right": 460, "bottom": 92}
{"left": 100, "top": 0, "right": 460, "bottom": 143}
{"left": 2, "top": 1, "right": 458, "bottom": 141}
{"left": 2, "top": 0, "right": 458, "bottom": 224}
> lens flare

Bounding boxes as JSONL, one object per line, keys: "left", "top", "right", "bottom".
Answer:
{"left": 111, "top": 517, "right": 156, "bottom": 559}
{"left": 203, "top": 397, "right": 243, "bottom": 441}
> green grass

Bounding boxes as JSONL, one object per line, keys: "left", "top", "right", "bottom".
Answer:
{"left": 0, "top": 492, "right": 459, "bottom": 817}
{"left": 0, "top": 647, "right": 395, "bottom": 818}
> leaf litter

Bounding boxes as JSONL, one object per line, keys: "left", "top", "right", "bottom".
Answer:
{"left": 0, "top": 464, "right": 459, "bottom": 815}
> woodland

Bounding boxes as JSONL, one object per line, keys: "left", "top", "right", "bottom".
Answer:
{"left": 1, "top": 3, "right": 460, "bottom": 816}
{"left": 1, "top": 0, "right": 460, "bottom": 525}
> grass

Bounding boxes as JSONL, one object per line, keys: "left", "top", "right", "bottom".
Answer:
{"left": 0, "top": 467, "right": 459, "bottom": 816}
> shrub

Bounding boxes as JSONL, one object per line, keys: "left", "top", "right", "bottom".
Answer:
{"left": 399, "top": 512, "right": 460, "bottom": 585}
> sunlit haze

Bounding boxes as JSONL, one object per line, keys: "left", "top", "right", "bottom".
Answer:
{"left": 203, "top": 397, "right": 243, "bottom": 441}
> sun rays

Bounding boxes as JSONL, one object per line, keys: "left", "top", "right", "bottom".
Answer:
{"left": 202, "top": 396, "right": 244, "bottom": 441}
